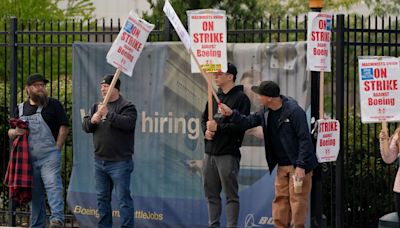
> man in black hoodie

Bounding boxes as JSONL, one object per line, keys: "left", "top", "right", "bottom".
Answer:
{"left": 201, "top": 63, "right": 250, "bottom": 228}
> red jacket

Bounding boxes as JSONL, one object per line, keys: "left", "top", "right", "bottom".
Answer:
{"left": 4, "top": 118, "right": 33, "bottom": 205}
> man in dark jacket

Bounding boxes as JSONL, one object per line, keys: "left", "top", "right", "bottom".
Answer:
{"left": 208, "top": 80, "right": 318, "bottom": 228}
{"left": 82, "top": 75, "right": 137, "bottom": 228}
{"left": 201, "top": 63, "right": 250, "bottom": 228}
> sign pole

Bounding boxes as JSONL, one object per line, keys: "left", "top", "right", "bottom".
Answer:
{"left": 319, "top": 71, "right": 324, "bottom": 119}
{"left": 189, "top": 49, "right": 220, "bottom": 120}
{"left": 208, "top": 74, "right": 213, "bottom": 120}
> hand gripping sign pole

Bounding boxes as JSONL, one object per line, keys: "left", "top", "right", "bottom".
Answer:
{"left": 103, "top": 11, "right": 154, "bottom": 106}
{"left": 163, "top": 0, "right": 220, "bottom": 120}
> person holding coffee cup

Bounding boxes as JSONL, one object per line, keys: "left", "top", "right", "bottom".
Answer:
{"left": 208, "top": 81, "right": 318, "bottom": 228}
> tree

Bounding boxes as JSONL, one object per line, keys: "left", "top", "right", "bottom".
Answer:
{"left": 364, "top": 0, "right": 400, "bottom": 16}
{"left": 143, "top": 0, "right": 400, "bottom": 23}
{"left": 0, "top": 0, "right": 95, "bottom": 21}
{"left": 142, "top": 0, "right": 267, "bottom": 24}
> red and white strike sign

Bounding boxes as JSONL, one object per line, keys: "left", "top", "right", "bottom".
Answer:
{"left": 106, "top": 11, "right": 154, "bottom": 77}
{"left": 307, "top": 12, "right": 332, "bottom": 72}
{"left": 358, "top": 57, "right": 400, "bottom": 123}
{"left": 187, "top": 10, "right": 227, "bottom": 73}
{"left": 316, "top": 119, "right": 340, "bottom": 163}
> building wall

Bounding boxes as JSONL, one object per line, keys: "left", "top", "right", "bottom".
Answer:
{"left": 91, "top": 0, "right": 151, "bottom": 19}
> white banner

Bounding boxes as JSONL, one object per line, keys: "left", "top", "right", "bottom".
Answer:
{"left": 359, "top": 57, "right": 400, "bottom": 123}
{"left": 307, "top": 12, "right": 332, "bottom": 72}
{"left": 316, "top": 119, "right": 340, "bottom": 163}
{"left": 187, "top": 10, "right": 227, "bottom": 73}
{"left": 163, "top": 0, "right": 191, "bottom": 50}
{"left": 106, "top": 11, "right": 154, "bottom": 76}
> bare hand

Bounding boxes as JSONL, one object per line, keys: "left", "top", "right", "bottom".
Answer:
{"left": 91, "top": 113, "right": 102, "bottom": 124}
{"left": 207, "top": 120, "right": 217, "bottom": 132}
{"left": 379, "top": 129, "right": 388, "bottom": 141}
{"left": 294, "top": 167, "right": 305, "bottom": 180}
{"left": 204, "top": 130, "right": 215, "bottom": 140}
{"left": 97, "top": 103, "right": 108, "bottom": 117}
{"left": 218, "top": 103, "right": 232, "bottom": 116}
{"left": 246, "top": 126, "right": 264, "bottom": 139}
{"left": 14, "top": 127, "right": 25, "bottom": 136}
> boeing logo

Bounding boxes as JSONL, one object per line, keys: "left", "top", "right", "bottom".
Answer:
{"left": 244, "top": 214, "right": 261, "bottom": 228}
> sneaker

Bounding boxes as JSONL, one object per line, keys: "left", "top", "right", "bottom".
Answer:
{"left": 49, "top": 219, "right": 63, "bottom": 228}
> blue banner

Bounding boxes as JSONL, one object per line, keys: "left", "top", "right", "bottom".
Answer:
{"left": 69, "top": 42, "right": 310, "bottom": 227}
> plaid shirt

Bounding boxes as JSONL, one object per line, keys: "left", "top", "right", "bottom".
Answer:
{"left": 4, "top": 118, "right": 33, "bottom": 205}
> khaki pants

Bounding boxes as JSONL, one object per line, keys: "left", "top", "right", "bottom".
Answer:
{"left": 272, "top": 165, "right": 313, "bottom": 228}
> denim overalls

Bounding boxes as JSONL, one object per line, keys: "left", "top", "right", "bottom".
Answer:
{"left": 18, "top": 103, "right": 64, "bottom": 227}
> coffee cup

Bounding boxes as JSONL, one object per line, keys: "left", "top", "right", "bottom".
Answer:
{"left": 293, "top": 175, "right": 303, "bottom": 193}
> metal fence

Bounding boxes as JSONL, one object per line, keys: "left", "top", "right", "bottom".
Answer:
{"left": 0, "top": 14, "right": 399, "bottom": 227}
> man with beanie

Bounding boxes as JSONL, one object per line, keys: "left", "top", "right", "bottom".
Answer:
{"left": 201, "top": 63, "right": 250, "bottom": 228}
{"left": 209, "top": 81, "right": 318, "bottom": 228}
{"left": 8, "top": 73, "right": 68, "bottom": 228}
{"left": 82, "top": 74, "right": 137, "bottom": 228}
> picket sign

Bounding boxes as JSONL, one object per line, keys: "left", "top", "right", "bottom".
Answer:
{"left": 187, "top": 9, "right": 227, "bottom": 73}
{"left": 104, "top": 11, "right": 154, "bottom": 106}
{"left": 163, "top": 0, "right": 221, "bottom": 120}
{"left": 316, "top": 119, "right": 340, "bottom": 163}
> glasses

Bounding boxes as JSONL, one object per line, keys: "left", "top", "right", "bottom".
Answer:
{"left": 30, "top": 83, "right": 46, "bottom": 88}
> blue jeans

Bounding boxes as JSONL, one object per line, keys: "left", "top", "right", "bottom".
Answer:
{"left": 30, "top": 150, "right": 64, "bottom": 228}
{"left": 95, "top": 159, "right": 134, "bottom": 228}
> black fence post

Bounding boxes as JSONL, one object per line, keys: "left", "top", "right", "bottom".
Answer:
{"left": 163, "top": 15, "right": 172, "bottom": 41}
{"left": 8, "top": 16, "right": 18, "bottom": 227}
{"left": 335, "top": 14, "right": 345, "bottom": 228}
{"left": 309, "top": 3, "right": 324, "bottom": 228}
{"left": 310, "top": 52, "right": 324, "bottom": 228}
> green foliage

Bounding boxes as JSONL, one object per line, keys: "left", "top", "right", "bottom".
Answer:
{"left": 142, "top": 0, "right": 267, "bottom": 25}
{"left": 63, "top": 0, "right": 96, "bottom": 20}
{"left": 364, "top": 0, "right": 400, "bottom": 16}
{"left": 0, "top": 0, "right": 95, "bottom": 21}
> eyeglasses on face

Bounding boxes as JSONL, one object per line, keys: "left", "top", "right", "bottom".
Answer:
{"left": 30, "top": 83, "right": 46, "bottom": 88}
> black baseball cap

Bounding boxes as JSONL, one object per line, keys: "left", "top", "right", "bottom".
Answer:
{"left": 226, "top": 62, "right": 237, "bottom": 77}
{"left": 101, "top": 74, "right": 121, "bottom": 90}
{"left": 26, "top": 73, "right": 49, "bottom": 85}
{"left": 251, "top": 81, "right": 280, "bottom": 97}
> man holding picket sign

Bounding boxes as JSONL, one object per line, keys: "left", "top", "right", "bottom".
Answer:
{"left": 201, "top": 63, "right": 250, "bottom": 228}
{"left": 82, "top": 10, "right": 154, "bottom": 228}
{"left": 165, "top": 2, "right": 250, "bottom": 227}
{"left": 187, "top": 8, "right": 252, "bottom": 227}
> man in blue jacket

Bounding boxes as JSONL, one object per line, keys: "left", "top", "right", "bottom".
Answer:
{"left": 208, "top": 80, "right": 317, "bottom": 228}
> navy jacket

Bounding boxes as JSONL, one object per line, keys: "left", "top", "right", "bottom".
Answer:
{"left": 230, "top": 96, "right": 318, "bottom": 173}
{"left": 201, "top": 85, "right": 250, "bottom": 157}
